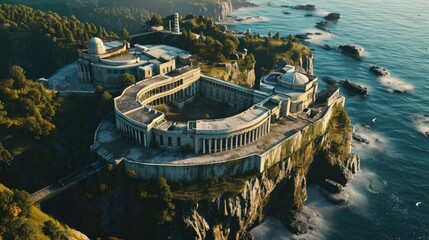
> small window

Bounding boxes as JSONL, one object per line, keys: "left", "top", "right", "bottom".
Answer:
{"left": 177, "top": 137, "right": 181, "bottom": 147}
{"left": 168, "top": 137, "right": 172, "bottom": 146}
{"left": 160, "top": 135, "right": 163, "bottom": 145}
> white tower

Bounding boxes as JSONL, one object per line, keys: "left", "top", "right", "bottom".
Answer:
{"left": 173, "top": 13, "right": 180, "bottom": 34}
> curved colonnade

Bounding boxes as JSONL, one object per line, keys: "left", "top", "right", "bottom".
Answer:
{"left": 114, "top": 67, "right": 275, "bottom": 154}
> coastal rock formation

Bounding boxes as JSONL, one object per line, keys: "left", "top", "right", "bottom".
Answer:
{"left": 324, "top": 13, "right": 341, "bottom": 21}
{"left": 299, "top": 54, "right": 314, "bottom": 75}
{"left": 291, "top": 4, "right": 316, "bottom": 11}
{"left": 322, "top": 179, "right": 344, "bottom": 194}
{"left": 338, "top": 45, "right": 364, "bottom": 59}
{"left": 151, "top": 0, "right": 258, "bottom": 21}
{"left": 369, "top": 65, "right": 389, "bottom": 76}
{"left": 343, "top": 79, "right": 368, "bottom": 95}
{"left": 315, "top": 20, "right": 330, "bottom": 31}
{"left": 273, "top": 54, "right": 314, "bottom": 75}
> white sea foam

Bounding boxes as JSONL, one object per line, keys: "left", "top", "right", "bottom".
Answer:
{"left": 219, "top": 16, "right": 270, "bottom": 25}
{"left": 351, "top": 170, "right": 386, "bottom": 195}
{"left": 352, "top": 124, "right": 389, "bottom": 155}
{"left": 250, "top": 177, "right": 371, "bottom": 240}
{"left": 314, "top": 10, "right": 331, "bottom": 17}
{"left": 250, "top": 205, "right": 328, "bottom": 240}
{"left": 303, "top": 29, "right": 335, "bottom": 45}
{"left": 378, "top": 75, "right": 414, "bottom": 93}
{"left": 410, "top": 114, "right": 429, "bottom": 137}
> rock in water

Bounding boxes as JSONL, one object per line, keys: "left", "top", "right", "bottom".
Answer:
{"left": 338, "top": 45, "right": 364, "bottom": 59}
{"left": 291, "top": 4, "right": 316, "bottom": 10}
{"left": 322, "top": 179, "right": 344, "bottom": 194}
{"left": 324, "top": 13, "right": 341, "bottom": 21}
{"left": 369, "top": 65, "right": 389, "bottom": 76}
{"left": 345, "top": 153, "right": 360, "bottom": 174}
{"left": 343, "top": 79, "right": 368, "bottom": 95}
{"left": 353, "top": 133, "right": 370, "bottom": 144}
{"left": 315, "top": 20, "right": 330, "bottom": 30}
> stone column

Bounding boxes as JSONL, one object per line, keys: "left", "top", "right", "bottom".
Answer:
{"left": 214, "top": 139, "right": 217, "bottom": 153}
{"left": 208, "top": 139, "right": 212, "bottom": 153}
{"left": 203, "top": 139, "right": 206, "bottom": 154}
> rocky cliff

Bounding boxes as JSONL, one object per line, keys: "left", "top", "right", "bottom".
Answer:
{"left": 299, "top": 54, "right": 314, "bottom": 75}
{"left": 71, "top": 100, "right": 358, "bottom": 239}
{"left": 149, "top": 0, "right": 257, "bottom": 21}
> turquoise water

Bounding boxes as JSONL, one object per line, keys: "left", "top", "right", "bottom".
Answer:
{"left": 228, "top": 0, "right": 429, "bottom": 239}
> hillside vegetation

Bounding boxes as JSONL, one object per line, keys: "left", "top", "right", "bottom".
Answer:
{"left": 0, "top": 4, "right": 115, "bottom": 78}
{"left": 0, "top": 183, "right": 87, "bottom": 240}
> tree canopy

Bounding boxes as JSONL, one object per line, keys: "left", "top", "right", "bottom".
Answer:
{"left": 0, "top": 66, "right": 60, "bottom": 169}
{"left": 0, "top": 4, "right": 116, "bottom": 78}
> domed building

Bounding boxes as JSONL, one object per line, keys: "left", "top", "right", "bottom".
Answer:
{"left": 278, "top": 72, "right": 310, "bottom": 89}
{"left": 260, "top": 66, "right": 318, "bottom": 113}
{"left": 77, "top": 37, "right": 191, "bottom": 90}
{"left": 88, "top": 37, "right": 106, "bottom": 55}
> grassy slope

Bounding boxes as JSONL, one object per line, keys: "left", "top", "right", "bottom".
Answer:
{"left": 0, "top": 183, "right": 87, "bottom": 240}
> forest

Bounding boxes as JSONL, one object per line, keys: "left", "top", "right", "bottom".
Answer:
{"left": 0, "top": 4, "right": 115, "bottom": 79}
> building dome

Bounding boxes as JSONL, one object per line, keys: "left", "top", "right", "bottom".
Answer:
{"left": 278, "top": 72, "right": 309, "bottom": 86}
{"left": 88, "top": 37, "right": 106, "bottom": 55}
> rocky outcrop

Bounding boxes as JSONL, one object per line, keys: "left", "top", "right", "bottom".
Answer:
{"left": 343, "top": 79, "right": 368, "bottom": 96}
{"left": 338, "top": 45, "right": 364, "bottom": 59}
{"left": 227, "top": 62, "right": 256, "bottom": 87}
{"left": 274, "top": 54, "right": 314, "bottom": 75}
{"left": 369, "top": 65, "right": 389, "bottom": 76}
{"left": 147, "top": 0, "right": 257, "bottom": 22}
{"left": 298, "top": 54, "right": 314, "bottom": 75}
{"left": 315, "top": 20, "right": 330, "bottom": 31}
{"left": 324, "top": 13, "right": 341, "bottom": 21}
{"left": 290, "top": 4, "right": 316, "bottom": 10}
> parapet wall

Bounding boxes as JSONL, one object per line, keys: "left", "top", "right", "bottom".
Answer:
{"left": 122, "top": 96, "right": 345, "bottom": 182}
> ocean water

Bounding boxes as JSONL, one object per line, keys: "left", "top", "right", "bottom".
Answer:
{"left": 226, "top": 0, "right": 429, "bottom": 239}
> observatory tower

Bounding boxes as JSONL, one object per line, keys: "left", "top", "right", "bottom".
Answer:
{"left": 173, "top": 13, "right": 180, "bottom": 34}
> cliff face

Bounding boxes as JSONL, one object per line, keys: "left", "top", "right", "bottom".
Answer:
{"left": 151, "top": 0, "right": 257, "bottom": 21}
{"left": 228, "top": 62, "right": 256, "bottom": 87}
{"left": 300, "top": 54, "right": 314, "bottom": 75}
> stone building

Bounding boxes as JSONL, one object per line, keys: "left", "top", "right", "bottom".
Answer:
{"left": 77, "top": 37, "right": 190, "bottom": 90}
{"left": 112, "top": 44, "right": 319, "bottom": 154}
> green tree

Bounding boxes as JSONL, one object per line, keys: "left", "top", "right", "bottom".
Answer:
{"left": 244, "top": 53, "right": 256, "bottom": 70}
{"left": 96, "top": 92, "right": 113, "bottom": 118}
{"left": 42, "top": 220, "right": 64, "bottom": 240}
{"left": 147, "top": 15, "right": 163, "bottom": 26}
{"left": 122, "top": 72, "right": 136, "bottom": 87}
{"left": 222, "top": 38, "right": 237, "bottom": 58}
{"left": 0, "top": 143, "right": 13, "bottom": 170}
{"left": 121, "top": 28, "right": 130, "bottom": 41}
{"left": 155, "top": 177, "right": 175, "bottom": 225}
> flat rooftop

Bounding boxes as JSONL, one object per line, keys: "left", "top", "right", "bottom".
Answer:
{"left": 143, "top": 44, "right": 188, "bottom": 60}
{"left": 195, "top": 106, "right": 269, "bottom": 132}
{"left": 125, "top": 107, "right": 163, "bottom": 125}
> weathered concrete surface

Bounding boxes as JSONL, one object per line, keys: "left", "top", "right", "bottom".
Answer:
{"left": 47, "top": 62, "right": 96, "bottom": 93}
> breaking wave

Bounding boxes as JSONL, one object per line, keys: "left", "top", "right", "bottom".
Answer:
{"left": 410, "top": 114, "right": 429, "bottom": 137}
{"left": 352, "top": 124, "right": 389, "bottom": 155}
{"left": 378, "top": 75, "right": 414, "bottom": 93}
